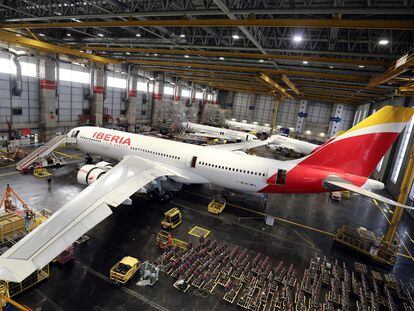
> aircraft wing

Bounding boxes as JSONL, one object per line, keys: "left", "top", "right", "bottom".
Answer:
{"left": 324, "top": 179, "right": 414, "bottom": 210}
{"left": 190, "top": 132, "right": 232, "bottom": 141}
{"left": 209, "top": 138, "right": 272, "bottom": 151}
{"left": 0, "top": 155, "right": 172, "bottom": 282}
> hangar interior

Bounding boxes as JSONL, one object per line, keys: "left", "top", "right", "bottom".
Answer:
{"left": 0, "top": 1, "right": 414, "bottom": 310}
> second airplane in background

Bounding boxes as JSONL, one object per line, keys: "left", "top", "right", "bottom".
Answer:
{"left": 182, "top": 121, "right": 259, "bottom": 142}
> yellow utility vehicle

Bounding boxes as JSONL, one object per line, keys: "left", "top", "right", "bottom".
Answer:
{"left": 110, "top": 256, "right": 140, "bottom": 285}
{"left": 161, "top": 208, "right": 182, "bottom": 229}
{"left": 208, "top": 196, "right": 226, "bottom": 215}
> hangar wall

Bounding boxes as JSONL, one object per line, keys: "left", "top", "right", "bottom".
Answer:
{"left": 230, "top": 92, "right": 356, "bottom": 138}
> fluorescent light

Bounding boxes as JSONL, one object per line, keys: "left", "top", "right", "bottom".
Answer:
{"left": 259, "top": 59, "right": 264, "bottom": 63}
{"left": 293, "top": 35, "right": 302, "bottom": 42}
{"left": 184, "top": 55, "right": 189, "bottom": 58}
{"left": 66, "top": 33, "right": 71, "bottom": 37}
{"left": 71, "top": 18, "right": 81, "bottom": 23}
{"left": 219, "top": 57, "right": 224, "bottom": 60}
{"left": 126, "top": 52, "right": 130, "bottom": 55}
{"left": 379, "top": 39, "right": 389, "bottom": 45}
{"left": 15, "top": 34, "right": 21, "bottom": 37}
{"left": 329, "top": 65, "right": 334, "bottom": 69}
{"left": 39, "top": 33, "right": 45, "bottom": 37}
{"left": 358, "top": 65, "right": 365, "bottom": 68}
{"left": 97, "top": 33, "right": 104, "bottom": 37}
{"left": 302, "top": 60, "right": 308, "bottom": 64}
{"left": 136, "top": 33, "right": 141, "bottom": 37}
{"left": 232, "top": 34, "right": 240, "bottom": 40}
{"left": 180, "top": 34, "right": 185, "bottom": 38}
{"left": 154, "top": 53, "right": 158, "bottom": 56}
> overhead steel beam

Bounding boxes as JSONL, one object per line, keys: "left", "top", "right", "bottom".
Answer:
{"left": 83, "top": 46, "right": 386, "bottom": 67}
{"left": 5, "top": 8, "right": 414, "bottom": 22}
{"left": 259, "top": 73, "right": 293, "bottom": 98}
{"left": 3, "top": 19, "right": 414, "bottom": 30}
{"left": 212, "top": 0, "right": 275, "bottom": 66}
{"left": 0, "top": 30, "right": 117, "bottom": 64}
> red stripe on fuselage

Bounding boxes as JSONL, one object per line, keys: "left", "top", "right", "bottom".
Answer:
{"left": 259, "top": 165, "right": 367, "bottom": 193}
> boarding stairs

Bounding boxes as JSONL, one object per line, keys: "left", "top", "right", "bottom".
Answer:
{"left": 16, "top": 135, "right": 75, "bottom": 172}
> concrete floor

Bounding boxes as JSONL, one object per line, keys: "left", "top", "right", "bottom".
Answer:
{"left": 1, "top": 149, "right": 414, "bottom": 310}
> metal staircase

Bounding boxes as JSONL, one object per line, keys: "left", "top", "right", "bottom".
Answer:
{"left": 16, "top": 135, "right": 70, "bottom": 172}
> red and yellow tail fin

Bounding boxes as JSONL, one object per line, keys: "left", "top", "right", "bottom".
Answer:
{"left": 300, "top": 106, "right": 414, "bottom": 177}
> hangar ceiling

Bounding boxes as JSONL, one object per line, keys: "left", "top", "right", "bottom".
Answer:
{"left": 0, "top": 0, "right": 413, "bottom": 104}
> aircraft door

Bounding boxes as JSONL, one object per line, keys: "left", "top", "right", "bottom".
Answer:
{"left": 267, "top": 168, "right": 287, "bottom": 185}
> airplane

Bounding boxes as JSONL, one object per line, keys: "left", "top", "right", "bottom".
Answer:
{"left": 269, "top": 130, "right": 346, "bottom": 155}
{"left": 269, "top": 135, "right": 319, "bottom": 155}
{"left": 225, "top": 119, "right": 273, "bottom": 135}
{"left": 182, "top": 121, "right": 259, "bottom": 142}
{"left": 0, "top": 106, "right": 413, "bottom": 282}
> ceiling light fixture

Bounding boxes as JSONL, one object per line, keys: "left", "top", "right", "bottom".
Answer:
{"left": 302, "top": 60, "right": 308, "bottom": 64}
{"left": 219, "top": 57, "right": 224, "bottom": 60}
{"left": 379, "top": 39, "right": 389, "bottom": 45}
{"left": 136, "top": 33, "right": 141, "bottom": 37}
{"left": 184, "top": 55, "right": 189, "bottom": 58}
{"left": 66, "top": 33, "right": 71, "bottom": 37}
{"left": 39, "top": 33, "right": 45, "bottom": 37}
{"left": 154, "top": 53, "right": 158, "bottom": 56}
{"left": 180, "top": 34, "right": 186, "bottom": 38}
{"left": 232, "top": 34, "right": 240, "bottom": 40}
{"left": 126, "top": 52, "right": 130, "bottom": 55}
{"left": 259, "top": 59, "right": 264, "bottom": 63}
{"left": 293, "top": 35, "right": 303, "bottom": 42}
{"left": 97, "top": 33, "right": 104, "bottom": 37}
{"left": 358, "top": 65, "right": 365, "bottom": 68}
{"left": 329, "top": 65, "right": 334, "bottom": 69}
{"left": 15, "top": 34, "right": 21, "bottom": 37}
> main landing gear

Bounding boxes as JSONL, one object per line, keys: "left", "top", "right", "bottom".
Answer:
{"left": 147, "top": 189, "right": 173, "bottom": 203}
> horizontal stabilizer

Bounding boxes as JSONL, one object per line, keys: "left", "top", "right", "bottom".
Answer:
{"left": 325, "top": 179, "right": 414, "bottom": 210}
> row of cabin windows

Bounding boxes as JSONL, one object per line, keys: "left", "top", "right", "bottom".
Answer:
{"left": 130, "top": 146, "right": 181, "bottom": 160}
{"left": 80, "top": 136, "right": 101, "bottom": 143}
{"left": 198, "top": 161, "right": 266, "bottom": 176}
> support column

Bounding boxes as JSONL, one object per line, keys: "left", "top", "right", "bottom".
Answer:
{"left": 246, "top": 94, "right": 256, "bottom": 123}
{"left": 295, "top": 100, "right": 308, "bottom": 134}
{"left": 200, "top": 92, "right": 209, "bottom": 124}
{"left": 38, "top": 58, "right": 57, "bottom": 141}
{"left": 328, "top": 104, "right": 344, "bottom": 137}
{"left": 126, "top": 70, "right": 138, "bottom": 132}
{"left": 90, "top": 65, "right": 105, "bottom": 126}
{"left": 271, "top": 97, "right": 280, "bottom": 134}
{"left": 151, "top": 74, "right": 164, "bottom": 127}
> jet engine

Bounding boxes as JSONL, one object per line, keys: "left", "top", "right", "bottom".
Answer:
{"left": 77, "top": 161, "right": 113, "bottom": 186}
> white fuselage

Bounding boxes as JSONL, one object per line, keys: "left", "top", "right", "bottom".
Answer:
{"left": 183, "top": 122, "right": 258, "bottom": 142}
{"left": 225, "top": 120, "right": 272, "bottom": 134}
{"left": 71, "top": 126, "right": 289, "bottom": 193}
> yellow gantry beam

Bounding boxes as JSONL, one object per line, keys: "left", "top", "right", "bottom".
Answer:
{"left": 0, "top": 30, "right": 118, "bottom": 64}
{"left": 132, "top": 59, "right": 370, "bottom": 82}
{"left": 368, "top": 52, "right": 414, "bottom": 87}
{"left": 2, "top": 18, "right": 414, "bottom": 30}
{"left": 281, "top": 75, "right": 300, "bottom": 95}
{"left": 259, "top": 73, "right": 293, "bottom": 98}
{"left": 85, "top": 46, "right": 386, "bottom": 67}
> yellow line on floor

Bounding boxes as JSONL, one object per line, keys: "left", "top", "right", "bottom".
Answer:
{"left": 184, "top": 190, "right": 335, "bottom": 237}
{"left": 184, "top": 189, "right": 414, "bottom": 261}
